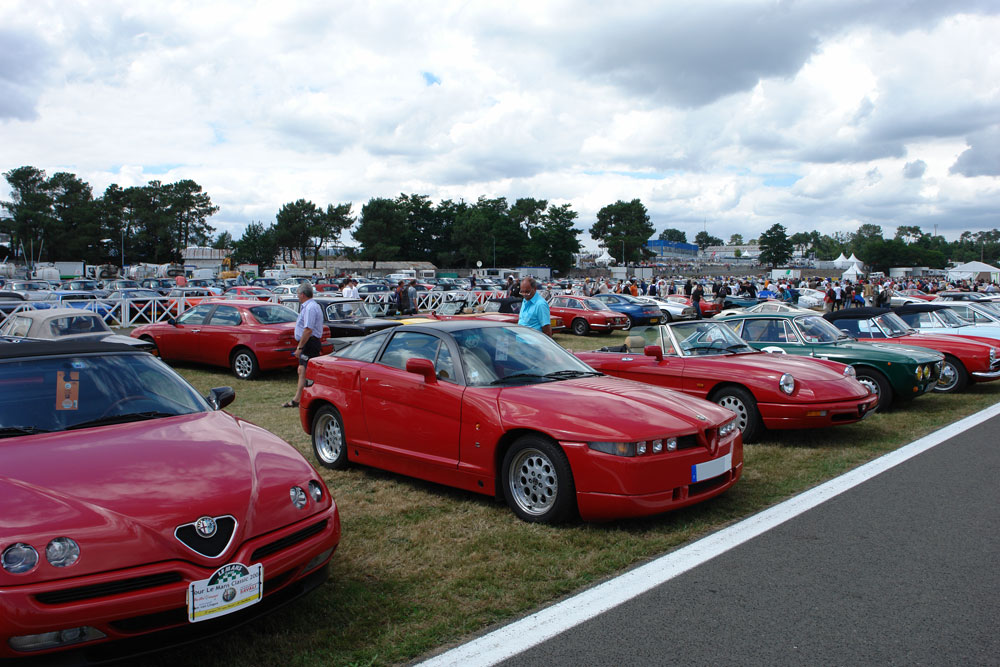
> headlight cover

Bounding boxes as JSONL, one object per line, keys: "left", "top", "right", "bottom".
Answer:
{"left": 719, "top": 418, "right": 738, "bottom": 437}
{"left": 779, "top": 373, "right": 795, "bottom": 395}
{"left": 45, "top": 537, "right": 80, "bottom": 568}
{"left": 843, "top": 365, "right": 856, "bottom": 377}
{"left": 290, "top": 486, "right": 308, "bottom": 509}
{"left": 308, "top": 480, "right": 323, "bottom": 502}
{"left": 2, "top": 543, "right": 39, "bottom": 574}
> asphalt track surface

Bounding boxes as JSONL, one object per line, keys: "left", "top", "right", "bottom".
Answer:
{"left": 422, "top": 407, "right": 1000, "bottom": 666}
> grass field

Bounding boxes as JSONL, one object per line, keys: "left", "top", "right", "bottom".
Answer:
{"left": 145, "top": 329, "right": 1000, "bottom": 666}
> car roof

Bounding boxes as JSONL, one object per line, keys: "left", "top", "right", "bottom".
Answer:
{"left": 892, "top": 303, "right": 953, "bottom": 315}
{"left": 822, "top": 307, "right": 891, "bottom": 321}
{"left": 394, "top": 320, "right": 519, "bottom": 333}
{"left": 0, "top": 339, "right": 139, "bottom": 360}
{"left": 12, "top": 307, "right": 103, "bottom": 321}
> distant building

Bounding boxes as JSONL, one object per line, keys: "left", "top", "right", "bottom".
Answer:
{"left": 645, "top": 239, "right": 699, "bottom": 260}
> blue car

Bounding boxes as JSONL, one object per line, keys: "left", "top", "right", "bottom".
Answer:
{"left": 589, "top": 293, "right": 663, "bottom": 330}
{"left": 46, "top": 291, "right": 114, "bottom": 318}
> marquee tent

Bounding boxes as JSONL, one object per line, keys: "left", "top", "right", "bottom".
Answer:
{"left": 946, "top": 261, "right": 1000, "bottom": 283}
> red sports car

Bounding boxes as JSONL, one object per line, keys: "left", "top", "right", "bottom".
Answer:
{"left": 576, "top": 322, "right": 876, "bottom": 443}
{"left": 223, "top": 286, "right": 275, "bottom": 301}
{"left": 547, "top": 295, "right": 630, "bottom": 335}
{"left": 0, "top": 340, "right": 339, "bottom": 661}
{"left": 131, "top": 300, "right": 332, "bottom": 379}
{"left": 824, "top": 307, "right": 1000, "bottom": 393}
{"left": 663, "top": 295, "right": 723, "bottom": 317}
{"left": 300, "top": 321, "right": 743, "bottom": 522}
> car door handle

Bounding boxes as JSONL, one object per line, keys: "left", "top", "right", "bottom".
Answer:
{"left": 191, "top": 329, "right": 200, "bottom": 333}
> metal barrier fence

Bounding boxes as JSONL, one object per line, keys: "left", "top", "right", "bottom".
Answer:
{"left": 0, "top": 290, "right": 512, "bottom": 329}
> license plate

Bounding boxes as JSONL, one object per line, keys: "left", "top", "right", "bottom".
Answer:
{"left": 650, "top": 318, "right": 660, "bottom": 324}
{"left": 187, "top": 563, "right": 263, "bottom": 623}
{"left": 691, "top": 452, "right": 732, "bottom": 483}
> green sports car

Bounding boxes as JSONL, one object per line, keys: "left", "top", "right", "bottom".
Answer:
{"left": 717, "top": 312, "right": 943, "bottom": 411}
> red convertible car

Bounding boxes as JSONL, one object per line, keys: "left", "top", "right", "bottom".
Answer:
{"left": 132, "top": 300, "right": 332, "bottom": 379}
{"left": 547, "top": 295, "right": 630, "bottom": 335}
{"left": 576, "top": 322, "right": 876, "bottom": 443}
{"left": 0, "top": 341, "right": 339, "bottom": 661}
{"left": 300, "top": 321, "right": 743, "bottom": 522}
{"left": 824, "top": 307, "right": 1000, "bottom": 393}
{"left": 224, "top": 286, "right": 275, "bottom": 301}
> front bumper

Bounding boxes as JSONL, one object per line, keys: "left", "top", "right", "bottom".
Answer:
{"left": 759, "top": 393, "right": 879, "bottom": 429}
{"left": 971, "top": 368, "right": 1000, "bottom": 381}
{"left": 562, "top": 437, "right": 743, "bottom": 521}
{"left": 0, "top": 505, "right": 340, "bottom": 662}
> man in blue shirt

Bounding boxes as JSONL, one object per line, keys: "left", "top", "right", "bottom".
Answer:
{"left": 518, "top": 277, "right": 552, "bottom": 336}
{"left": 284, "top": 282, "right": 324, "bottom": 407}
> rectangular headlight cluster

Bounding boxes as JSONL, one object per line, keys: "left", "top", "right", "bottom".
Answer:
{"left": 719, "top": 418, "right": 738, "bottom": 438}
{"left": 588, "top": 438, "right": 678, "bottom": 457}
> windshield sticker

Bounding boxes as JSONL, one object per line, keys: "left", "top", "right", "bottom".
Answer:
{"left": 56, "top": 371, "right": 79, "bottom": 411}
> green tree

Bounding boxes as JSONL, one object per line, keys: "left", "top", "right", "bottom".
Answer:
{"left": 164, "top": 179, "right": 218, "bottom": 255}
{"left": 309, "top": 203, "right": 354, "bottom": 268}
{"left": 232, "top": 221, "right": 278, "bottom": 269}
{"left": 529, "top": 203, "right": 581, "bottom": 273}
{"left": 1, "top": 166, "right": 54, "bottom": 263}
{"left": 658, "top": 228, "right": 687, "bottom": 243}
{"left": 694, "top": 231, "right": 723, "bottom": 249}
{"left": 48, "top": 172, "right": 101, "bottom": 263}
{"left": 589, "top": 199, "right": 654, "bottom": 264}
{"left": 452, "top": 197, "right": 518, "bottom": 268}
{"left": 789, "top": 231, "right": 813, "bottom": 254}
{"left": 213, "top": 231, "right": 233, "bottom": 250}
{"left": 433, "top": 199, "right": 468, "bottom": 267}
{"left": 758, "top": 223, "right": 793, "bottom": 267}
{"left": 728, "top": 233, "right": 744, "bottom": 246}
{"left": 274, "top": 199, "right": 323, "bottom": 264}
{"left": 894, "top": 225, "right": 925, "bottom": 244}
{"left": 353, "top": 197, "right": 406, "bottom": 268}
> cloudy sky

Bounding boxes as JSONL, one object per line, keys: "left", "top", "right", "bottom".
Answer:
{"left": 2, "top": 0, "right": 999, "bottom": 252}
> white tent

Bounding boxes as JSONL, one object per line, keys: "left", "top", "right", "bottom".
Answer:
{"left": 594, "top": 249, "right": 616, "bottom": 267}
{"left": 833, "top": 252, "right": 849, "bottom": 268}
{"left": 846, "top": 253, "right": 863, "bottom": 267}
{"left": 946, "top": 260, "right": 1000, "bottom": 282}
{"left": 841, "top": 264, "right": 863, "bottom": 281}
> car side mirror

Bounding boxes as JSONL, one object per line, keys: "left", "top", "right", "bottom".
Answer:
{"left": 168, "top": 317, "right": 177, "bottom": 327}
{"left": 644, "top": 345, "right": 663, "bottom": 362}
{"left": 207, "top": 386, "right": 235, "bottom": 410}
{"left": 406, "top": 358, "right": 438, "bottom": 383}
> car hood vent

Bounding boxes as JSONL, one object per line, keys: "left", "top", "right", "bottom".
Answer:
{"left": 174, "top": 515, "right": 238, "bottom": 558}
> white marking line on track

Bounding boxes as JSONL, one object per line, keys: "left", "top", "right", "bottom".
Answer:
{"left": 418, "top": 400, "right": 1000, "bottom": 667}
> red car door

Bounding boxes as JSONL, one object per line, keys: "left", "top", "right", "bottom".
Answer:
{"left": 360, "top": 331, "right": 462, "bottom": 468}
{"left": 604, "top": 330, "right": 687, "bottom": 390}
{"left": 157, "top": 304, "right": 216, "bottom": 360}
{"left": 201, "top": 304, "right": 245, "bottom": 366}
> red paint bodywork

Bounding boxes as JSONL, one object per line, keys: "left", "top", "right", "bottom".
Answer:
{"left": 224, "top": 286, "right": 275, "bottom": 301}
{"left": 0, "top": 411, "right": 339, "bottom": 659}
{"left": 665, "top": 296, "right": 723, "bottom": 317}
{"left": 300, "top": 342, "right": 743, "bottom": 521}
{"left": 131, "top": 300, "right": 332, "bottom": 373}
{"left": 575, "top": 349, "right": 876, "bottom": 430}
{"left": 854, "top": 332, "right": 1000, "bottom": 383}
{"left": 547, "top": 296, "right": 630, "bottom": 334}
{"left": 428, "top": 310, "right": 567, "bottom": 332}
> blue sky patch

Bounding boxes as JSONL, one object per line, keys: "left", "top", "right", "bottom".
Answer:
{"left": 422, "top": 71, "right": 441, "bottom": 86}
{"left": 762, "top": 173, "right": 802, "bottom": 187}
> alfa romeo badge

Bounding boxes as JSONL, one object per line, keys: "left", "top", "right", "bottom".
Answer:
{"left": 194, "top": 516, "right": 218, "bottom": 538}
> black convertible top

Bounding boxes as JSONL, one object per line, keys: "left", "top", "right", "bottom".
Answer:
{"left": 892, "top": 303, "right": 953, "bottom": 315}
{"left": 0, "top": 339, "right": 139, "bottom": 361}
{"left": 822, "top": 307, "right": 891, "bottom": 322}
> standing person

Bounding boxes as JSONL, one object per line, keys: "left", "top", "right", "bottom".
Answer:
{"left": 833, "top": 282, "right": 843, "bottom": 310}
{"left": 517, "top": 277, "right": 552, "bottom": 336}
{"left": 504, "top": 276, "right": 515, "bottom": 297}
{"left": 824, "top": 284, "right": 835, "bottom": 313}
{"left": 284, "top": 282, "right": 323, "bottom": 408}
{"left": 684, "top": 279, "right": 693, "bottom": 297}
{"left": 470, "top": 274, "right": 477, "bottom": 290}
{"left": 407, "top": 280, "right": 418, "bottom": 314}
{"left": 395, "top": 280, "right": 408, "bottom": 315}
{"left": 692, "top": 282, "right": 704, "bottom": 319}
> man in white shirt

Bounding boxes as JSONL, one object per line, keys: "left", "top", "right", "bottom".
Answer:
{"left": 284, "top": 282, "right": 324, "bottom": 408}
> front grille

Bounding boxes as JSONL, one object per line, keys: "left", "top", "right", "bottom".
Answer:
{"left": 676, "top": 434, "right": 700, "bottom": 450}
{"left": 251, "top": 520, "right": 328, "bottom": 562}
{"left": 175, "top": 516, "right": 237, "bottom": 558}
{"left": 689, "top": 470, "right": 732, "bottom": 496}
{"left": 36, "top": 572, "right": 183, "bottom": 605}
{"left": 110, "top": 606, "right": 188, "bottom": 634}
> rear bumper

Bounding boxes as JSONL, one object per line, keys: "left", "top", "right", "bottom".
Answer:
{"left": 760, "top": 394, "right": 878, "bottom": 429}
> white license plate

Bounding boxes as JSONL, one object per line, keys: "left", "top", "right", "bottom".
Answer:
{"left": 187, "top": 563, "right": 263, "bottom": 623}
{"left": 691, "top": 452, "right": 732, "bottom": 483}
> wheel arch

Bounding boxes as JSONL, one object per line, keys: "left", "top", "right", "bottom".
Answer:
{"left": 492, "top": 428, "right": 566, "bottom": 501}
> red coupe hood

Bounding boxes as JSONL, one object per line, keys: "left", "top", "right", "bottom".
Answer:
{"left": 0, "top": 412, "right": 322, "bottom": 583}
{"left": 497, "top": 375, "right": 734, "bottom": 442}
{"left": 700, "top": 352, "right": 853, "bottom": 382}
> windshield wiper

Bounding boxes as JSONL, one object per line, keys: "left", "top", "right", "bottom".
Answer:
{"left": 543, "top": 370, "right": 603, "bottom": 379}
{"left": 0, "top": 426, "right": 51, "bottom": 438}
{"left": 66, "top": 411, "right": 178, "bottom": 430}
{"left": 490, "top": 372, "right": 548, "bottom": 385}
{"left": 725, "top": 344, "right": 752, "bottom": 353}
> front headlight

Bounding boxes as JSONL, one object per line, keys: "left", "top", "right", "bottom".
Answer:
{"left": 2, "top": 543, "right": 38, "bottom": 574}
{"left": 844, "top": 365, "right": 856, "bottom": 377}
{"left": 290, "top": 486, "right": 308, "bottom": 509}
{"left": 45, "top": 538, "right": 80, "bottom": 568}
{"left": 991, "top": 348, "right": 997, "bottom": 363}
{"left": 719, "top": 418, "right": 738, "bottom": 437}
{"left": 308, "top": 480, "right": 324, "bottom": 502}
{"left": 588, "top": 441, "right": 638, "bottom": 457}
{"left": 779, "top": 373, "right": 795, "bottom": 395}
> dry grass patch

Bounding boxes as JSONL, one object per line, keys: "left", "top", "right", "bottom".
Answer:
{"left": 146, "top": 333, "right": 1000, "bottom": 666}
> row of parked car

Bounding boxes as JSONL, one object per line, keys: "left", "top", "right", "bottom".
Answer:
{"left": 4, "top": 281, "right": 1000, "bottom": 661}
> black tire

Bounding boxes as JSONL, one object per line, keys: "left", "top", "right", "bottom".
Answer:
{"left": 934, "top": 355, "right": 968, "bottom": 393}
{"left": 622, "top": 315, "right": 635, "bottom": 331}
{"left": 854, "top": 366, "right": 893, "bottom": 412}
{"left": 571, "top": 318, "right": 590, "bottom": 336}
{"left": 312, "top": 405, "right": 348, "bottom": 469}
{"left": 712, "top": 386, "right": 763, "bottom": 443}
{"left": 662, "top": 311, "right": 673, "bottom": 323}
{"left": 501, "top": 436, "right": 576, "bottom": 523}
{"left": 231, "top": 348, "right": 259, "bottom": 380}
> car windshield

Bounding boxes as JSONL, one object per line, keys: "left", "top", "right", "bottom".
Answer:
{"left": 249, "top": 304, "right": 297, "bottom": 324}
{"left": 12, "top": 282, "right": 48, "bottom": 291}
{"left": 326, "top": 301, "right": 371, "bottom": 320}
{"left": 0, "top": 352, "right": 208, "bottom": 436}
{"left": 452, "top": 326, "right": 600, "bottom": 386}
{"left": 69, "top": 281, "right": 100, "bottom": 290}
{"left": 934, "top": 308, "right": 968, "bottom": 327}
{"left": 583, "top": 298, "right": 611, "bottom": 311}
{"left": 875, "top": 313, "right": 913, "bottom": 336}
{"left": 436, "top": 302, "right": 464, "bottom": 316}
{"left": 671, "top": 321, "right": 755, "bottom": 356}
{"left": 794, "top": 315, "right": 847, "bottom": 343}
{"left": 976, "top": 302, "right": 1000, "bottom": 317}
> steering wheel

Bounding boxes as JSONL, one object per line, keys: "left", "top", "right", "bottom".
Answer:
{"left": 100, "top": 396, "right": 151, "bottom": 418}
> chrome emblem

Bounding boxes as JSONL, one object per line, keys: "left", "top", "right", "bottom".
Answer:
{"left": 194, "top": 516, "right": 218, "bottom": 538}
{"left": 696, "top": 414, "right": 708, "bottom": 421}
